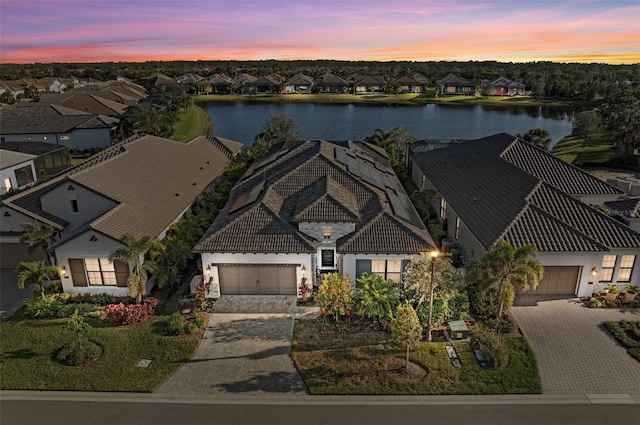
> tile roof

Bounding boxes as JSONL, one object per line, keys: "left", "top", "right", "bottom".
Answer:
{"left": 605, "top": 198, "right": 640, "bottom": 218}
{"left": 438, "top": 73, "right": 475, "bottom": 86}
{"left": 3, "top": 135, "right": 238, "bottom": 242}
{"left": 411, "top": 133, "right": 640, "bottom": 252}
{"left": 318, "top": 73, "right": 348, "bottom": 85}
{"left": 0, "top": 104, "right": 114, "bottom": 134}
{"left": 37, "top": 93, "right": 129, "bottom": 117}
{"left": 0, "top": 149, "right": 36, "bottom": 169}
{"left": 195, "top": 141, "right": 435, "bottom": 254}
{"left": 284, "top": 74, "right": 314, "bottom": 86}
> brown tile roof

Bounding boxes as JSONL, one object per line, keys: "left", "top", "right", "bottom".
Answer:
{"left": 38, "top": 93, "right": 129, "bottom": 117}
{"left": 4, "top": 135, "right": 237, "bottom": 243}
{"left": 437, "top": 73, "right": 474, "bottom": 86}
{"left": 284, "top": 73, "right": 314, "bottom": 86}
{"left": 411, "top": 133, "right": 640, "bottom": 252}
{"left": 195, "top": 141, "right": 435, "bottom": 254}
{"left": 0, "top": 104, "right": 114, "bottom": 134}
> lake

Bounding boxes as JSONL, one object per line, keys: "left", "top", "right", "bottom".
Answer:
{"left": 199, "top": 101, "right": 574, "bottom": 148}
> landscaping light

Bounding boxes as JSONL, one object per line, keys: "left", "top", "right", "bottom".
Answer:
{"left": 430, "top": 250, "right": 439, "bottom": 258}
{"left": 591, "top": 267, "right": 598, "bottom": 277}
{"left": 427, "top": 249, "right": 440, "bottom": 343}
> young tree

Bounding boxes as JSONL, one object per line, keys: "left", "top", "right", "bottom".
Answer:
{"left": 390, "top": 303, "right": 423, "bottom": 369}
{"left": 16, "top": 260, "right": 59, "bottom": 300}
{"left": 315, "top": 272, "right": 353, "bottom": 322}
{"left": 572, "top": 110, "right": 601, "bottom": 146}
{"left": 465, "top": 241, "right": 544, "bottom": 317}
{"left": 109, "top": 233, "right": 156, "bottom": 304}
{"left": 520, "top": 128, "right": 552, "bottom": 150}
{"left": 354, "top": 273, "right": 401, "bottom": 323}
{"left": 19, "top": 222, "right": 57, "bottom": 265}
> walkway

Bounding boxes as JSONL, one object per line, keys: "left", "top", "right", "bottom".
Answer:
{"left": 512, "top": 297, "right": 640, "bottom": 394}
{"left": 156, "top": 295, "right": 319, "bottom": 395}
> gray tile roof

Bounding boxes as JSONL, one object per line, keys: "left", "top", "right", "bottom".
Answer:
{"left": 605, "top": 198, "right": 640, "bottom": 218}
{"left": 412, "top": 133, "right": 640, "bottom": 252}
{"left": 195, "top": 141, "right": 435, "bottom": 254}
{"left": 0, "top": 104, "right": 113, "bottom": 134}
{"left": 3, "top": 135, "right": 238, "bottom": 242}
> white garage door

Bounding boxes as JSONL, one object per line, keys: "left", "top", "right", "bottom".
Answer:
{"left": 515, "top": 266, "right": 579, "bottom": 295}
{"left": 218, "top": 265, "right": 297, "bottom": 295}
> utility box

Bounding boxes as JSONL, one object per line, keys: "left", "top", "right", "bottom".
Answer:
{"left": 448, "top": 320, "right": 469, "bottom": 340}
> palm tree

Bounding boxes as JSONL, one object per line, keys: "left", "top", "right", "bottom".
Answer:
{"left": 19, "top": 222, "right": 57, "bottom": 265}
{"left": 354, "top": 273, "right": 401, "bottom": 323}
{"left": 16, "top": 260, "right": 59, "bottom": 299}
{"left": 109, "top": 233, "right": 155, "bottom": 304}
{"left": 466, "top": 241, "right": 544, "bottom": 317}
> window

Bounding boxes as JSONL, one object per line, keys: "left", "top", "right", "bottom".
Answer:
{"left": 3, "top": 178, "right": 12, "bottom": 192}
{"left": 364, "top": 259, "right": 403, "bottom": 282}
{"left": 323, "top": 227, "right": 331, "bottom": 240}
{"left": 440, "top": 198, "right": 447, "bottom": 219}
{"left": 455, "top": 217, "right": 460, "bottom": 239}
{"left": 599, "top": 255, "right": 617, "bottom": 282}
{"left": 371, "top": 260, "right": 386, "bottom": 278}
{"left": 617, "top": 255, "right": 635, "bottom": 282}
{"left": 14, "top": 165, "right": 34, "bottom": 187}
{"left": 85, "top": 258, "right": 117, "bottom": 286}
{"left": 386, "top": 260, "right": 401, "bottom": 282}
{"left": 70, "top": 199, "right": 79, "bottom": 213}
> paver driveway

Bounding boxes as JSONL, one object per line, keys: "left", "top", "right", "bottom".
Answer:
{"left": 512, "top": 297, "right": 640, "bottom": 394}
{"left": 156, "top": 295, "right": 318, "bottom": 395}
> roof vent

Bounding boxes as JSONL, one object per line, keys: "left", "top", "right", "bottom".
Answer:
{"left": 200, "top": 167, "right": 203, "bottom": 170}
{"left": 174, "top": 193, "right": 180, "bottom": 196}
{"left": 192, "top": 182, "right": 196, "bottom": 186}
{"left": 206, "top": 161, "right": 210, "bottom": 164}
{"left": 67, "top": 185, "right": 75, "bottom": 191}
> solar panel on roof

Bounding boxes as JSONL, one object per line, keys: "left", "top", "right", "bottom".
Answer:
{"left": 246, "top": 149, "right": 289, "bottom": 176}
{"left": 335, "top": 148, "right": 348, "bottom": 165}
{"left": 229, "top": 180, "right": 265, "bottom": 213}
{"left": 387, "top": 190, "right": 421, "bottom": 224}
{"left": 355, "top": 151, "right": 374, "bottom": 163}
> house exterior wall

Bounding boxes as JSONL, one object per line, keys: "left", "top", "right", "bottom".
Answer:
{"left": 0, "top": 205, "right": 38, "bottom": 234}
{"left": 200, "top": 252, "right": 311, "bottom": 298}
{"left": 0, "top": 159, "right": 37, "bottom": 193}
{"left": 40, "top": 183, "right": 117, "bottom": 231}
{"left": 298, "top": 222, "right": 355, "bottom": 241}
{"left": 1, "top": 128, "right": 112, "bottom": 151}
{"left": 54, "top": 230, "right": 129, "bottom": 295}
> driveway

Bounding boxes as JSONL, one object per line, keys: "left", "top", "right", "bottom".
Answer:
{"left": 0, "top": 269, "right": 32, "bottom": 323}
{"left": 156, "top": 295, "right": 319, "bottom": 395}
{"left": 512, "top": 296, "right": 640, "bottom": 394}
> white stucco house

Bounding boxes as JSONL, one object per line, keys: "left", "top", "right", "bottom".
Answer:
{"left": 411, "top": 133, "right": 640, "bottom": 298}
{"left": 1, "top": 134, "right": 242, "bottom": 294}
{"left": 194, "top": 140, "right": 436, "bottom": 298}
{"left": 0, "top": 149, "right": 37, "bottom": 194}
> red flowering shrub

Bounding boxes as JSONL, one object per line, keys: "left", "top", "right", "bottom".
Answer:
{"left": 104, "top": 297, "right": 159, "bottom": 325}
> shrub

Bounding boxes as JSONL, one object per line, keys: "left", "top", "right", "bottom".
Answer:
{"left": 55, "top": 339, "right": 101, "bottom": 366}
{"left": 484, "top": 315, "right": 518, "bottom": 334}
{"left": 58, "top": 303, "right": 103, "bottom": 318}
{"left": 354, "top": 273, "right": 400, "bottom": 323}
{"left": 23, "top": 295, "right": 62, "bottom": 318}
{"left": 168, "top": 312, "right": 185, "bottom": 335}
{"left": 448, "top": 292, "right": 470, "bottom": 321}
{"left": 61, "top": 293, "right": 135, "bottom": 306}
{"left": 316, "top": 273, "right": 353, "bottom": 322}
{"left": 471, "top": 325, "right": 510, "bottom": 370}
{"left": 185, "top": 323, "right": 199, "bottom": 334}
{"left": 193, "top": 313, "right": 206, "bottom": 328}
{"left": 603, "top": 321, "right": 640, "bottom": 349}
{"left": 467, "top": 282, "right": 493, "bottom": 318}
{"left": 104, "top": 297, "right": 159, "bottom": 326}
{"left": 415, "top": 297, "right": 447, "bottom": 328}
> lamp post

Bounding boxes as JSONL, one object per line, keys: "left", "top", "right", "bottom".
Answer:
{"left": 427, "top": 249, "right": 439, "bottom": 342}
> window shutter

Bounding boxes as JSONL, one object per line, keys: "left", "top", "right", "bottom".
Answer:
{"left": 68, "top": 258, "right": 87, "bottom": 287}
{"left": 355, "top": 260, "right": 371, "bottom": 278}
{"left": 114, "top": 260, "right": 130, "bottom": 287}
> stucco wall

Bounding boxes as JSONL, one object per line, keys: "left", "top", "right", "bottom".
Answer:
{"left": 40, "top": 182, "right": 117, "bottom": 230}
{"left": 0, "top": 159, "right": 37, "bottom": 192}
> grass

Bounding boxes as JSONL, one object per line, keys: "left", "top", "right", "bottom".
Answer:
{"left": 193, "top": 93, "right": 591, "bottom": 108}
{"left": 171, "top": 104, "right": 212, "bottom": 142}
{"left": 0, "top": 309, "right": 199, "bottom": 392}
{"left": 291, "top": 318, "right": 542, "bottom": 395}
{"left": 551, "top": 133, "right": 617, "bottom": 165}
{"left": 602, "top": 321, "right": 640, "bottom": 363}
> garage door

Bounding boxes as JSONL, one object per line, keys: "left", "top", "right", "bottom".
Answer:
{"left": 218, "top": 265, "right": 297, "bottom": 295}
{"left": 0, "top": 243, "right": 47, "bottom": 269}
{"left": 515, "top": 266, "right": 579, "bottom": 295}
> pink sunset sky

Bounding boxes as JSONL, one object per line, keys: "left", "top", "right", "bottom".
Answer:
{"left": 1, "top": 0, "right": 639, "bottom": 64}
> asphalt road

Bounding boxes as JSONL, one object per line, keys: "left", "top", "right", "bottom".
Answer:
{"left": 1, "top": 393, "right": 639, "bottom": 425}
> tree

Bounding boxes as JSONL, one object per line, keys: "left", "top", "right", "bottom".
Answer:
{"left": 364, "top": 125, "right": 417, "bottom": 174}
{"left": 572, "top": 110, "right": 601, "bottom": 146}
{"left": 600, "top": 86, "right": 640, "bottom": 164}
{"left": 354, "top": 273, "right": 401, "bottom": 323}
{"left": 520, "top": 128, "right": 552, "bottom": 150}
{"left": 465, "top": 241, "right": 544, "bottom": 317}
{"left": 315, "top": 272, "right": 353, "bottom": 322}
{"left": 255, "top": 112, "right": 298, "bottom": 145}
{"left": 16, "top": 260, "right": 59, "bottom": 299}
{"left": 109, "top": 233, "right": 156, "bottom": 304}
{"left": 19, "top": 222, "right": 57, "bottom": 265}
{"left": 390, "top": 303, "right": 423, "bottom": 369}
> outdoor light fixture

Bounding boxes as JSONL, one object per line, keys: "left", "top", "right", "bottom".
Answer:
{"left": 60, "top": 266, "right": 66, "bottom": 276}
{"left": 591, "top": 267, "right": 598, "bottom": 277}
{"left": 301, "top": 265, "right": 306, "bottom": 276}
{"left": 206, "top": 265, "right": 211, "bottom": 276}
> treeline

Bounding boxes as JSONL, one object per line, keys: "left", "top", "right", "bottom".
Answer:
{"left": 2, "top": 60, "right": 638, "bottom": 101}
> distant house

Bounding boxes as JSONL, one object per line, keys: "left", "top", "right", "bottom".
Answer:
{"left": 205, "top": 74, "right": 234, "bottom": 94}
{"left": 352, "top": 75, "right": 387, "bottom": 93}
{"left": 0, "top": 104, "right": 117, "bottom": 151}
{"left": 136, "top": 73, "right": 176, "bottom": 87}
{"left": 38, "top": 93, "right": 130, "bottom": 117}
{"left": 1, "top": 141, "right": 72, "bottom": 182}
{"left": 176, "top": 73, "right": 205, "bottom": 84}
{"left": 604, "top": 198, "right": 640, "bottom": 233}
{"left": 411, "top": 73, "right": 430, "bottom": 87}
{"left": 394, "top": 75, "right": 423, "bottom": 93}
{"left": 411, "top": 133, "right": 638, "bottom": 298}
{"left": 232, "top": 73, "right": 257, "bottom": 94}
{"left": 0, "top": 134, "right": 243, "bottom": 289}
{"left": 245, "top": 74, "right": 285, "bottom": 94}
{"left": 194, "top": 140, "right": 435, "bottom": 297}
{"left": 0, "top": 81, "right": 25, "bottom": 99}
{"left": 437, "top": 73, "right": 475, "bottom": 95}
{"left": 74, "top": 80, "right": 147, "bottom": 105}
{"left": 316, "top": 73, "right": 349, "bottom": 93}
{"left": 481, "top": 76, "right": 526, "bottom": 96}
{"left": 283, "top": 74, "right": 314, "bottom": 94}
{"left": 0, "top": 150, "right": 37, "bottom": 194}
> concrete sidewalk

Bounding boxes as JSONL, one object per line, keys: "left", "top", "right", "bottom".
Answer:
{"left": 156, "top": 296, "right": 319, "bottom": 395}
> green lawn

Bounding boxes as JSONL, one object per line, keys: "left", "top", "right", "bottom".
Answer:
{"left": 171, "top": 104, "right": 212, "bottom": 142}
{"left": 0, "top": 310, "right": 199, "bottom": 392}
{"left": 292, "top": 319, "right": 541, "bottom": 395}
{"left": 551, "top": 133, "right": 617, "bottom": 165}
